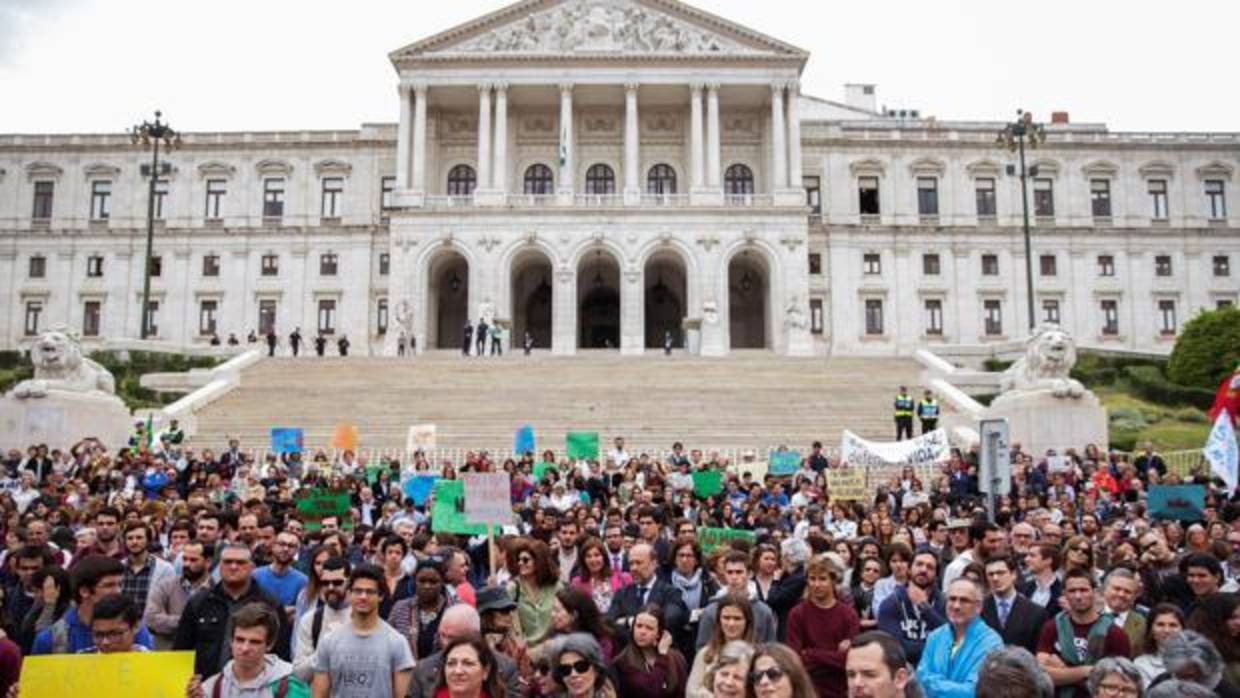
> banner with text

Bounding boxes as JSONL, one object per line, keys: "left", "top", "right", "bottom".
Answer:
{"left": 698, "top": 527, "right": 757, "bottom": 554}
{"left": 826, "top": 468, "right": 867, "bottom": 501}
{"left": 840, "top": 428, "right": 950, "bottom": 468}
{"left": 463, "top": 472, "right": 513, "bottom": 525}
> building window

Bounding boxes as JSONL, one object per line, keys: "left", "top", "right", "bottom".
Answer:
{"left": 32, "top": 181, "right": 54, "bottom": 220}
{"left": 864, "top": 299, "right": 884, "bottom": 335}
{"left": 262, "top": 178, "right": 285, "bottom": 218}
{"left": 83, "top": 301, "right": 101, "bottom": 337}
{"left": 320, "top": 253, "right": 338, "bottom": 276}
{"left": 1033, "top": 178, "right": 1054, "bottom": 216}
{"left": 808, "top": 253, "right": 822, "bottom": 275}
{"left": 90, "top": 180, "right": 112, "bottom": 220}
{"left": 1215, "top": 255, "right": 1231, "bottom": 277}
{"left": 149, "top": 256, "right": 162, "bottom": 277}
{"left": 1158, "top": 300, "right": 1177, "bottom": 335}
{"left": 261, "top": 254, "right": 279, "bottom": 277}
{"left": 1090, "top": 179, "right": 1112, "bottom": 217}
{"left": 724, "top": 164, "right": 755, "bottom": 196}
{"left": 646, "top": 164, "right": 677, "bottom": 195}
{"left": 1154, "top": 255, "right": 1173, "bottom": 277}
{"left": 258, "top": 300, "right": 277, "bottom": 334}
{"left": 202, "top": 254, "right": 220, "bottom": 277}
{"left": 804, "top": 176, "right": 822, "bottom": 216}
{"left": 28, "top": 256, "right": 46, "bottom": 279}
{"left": 205, "top": 179, "right": 226, "bottom": 219}
{"left": 1206, "top": 180, "right": 1227, "bottom": 219}
{"left": 981, "top": 254, "right": 999, "bottom": 276}
{"left": 1042, "top": 299, "right": 1060, "bottom": 324}
{"left": 858, "top": 176, "right": 880, "bottom": 215}
{"left": 379, "top": 253, "right": 390, "bottom": 276}
{"left": 380, "top": 176, "right": 396, "bottom": 210}
{"left": 144, "top": 300, "right": 160, "bottom": 337}
{"left": 922, "top": 253, "right": 941, "bottom": 276}
{"left": 924, "top": 299, "right": 943, "bottom": 336}
{"left": 24, "top": 301, "right": 43, "bottom": 336}
{"left": 584, "top": 164, "right": 615, "bottom": 195}
{"left": 1040, "top": 255, "right": 1057, "bottom": 277}
{"left": 983, "top": 300, "right": 1003, "bottom": 336}
{"left": 975, "top": 178, "right": 996, "bottom": 216}
{"left": 863, "top": 253, "right": 882, "bottom": 275}
{"left": 1219, "top": 299, "right": 1235, "bottom": 310}
{"left": 523, "top": 164, "right": 554, "bottom": 195}
{"left": 1148, "top": 179, "right": 1168, "bottom": 219}
{"left": 1097, "top": 255, "right": 1115, "bottom": 277}
{"left": 376, "top": 298, "right": 389, "bottom": 335}
{"left": 153, "top": 179, "right": 169, "bottom": 219}
{"left": 321, "top": 177, "right": 344, "bottom": 217}
{"left": 317, "top": 299, "right": 337, "bottom": 335}
{"left": 1101, "top": 300, "right": 1119, "bottom": 335}
{"left": 447, "top": 165, "right": 477, "bottom": 196}
{"left": 86, "top": 255, "right": 104, "bottom": 278}
{"left": 199, "top": 300, "right": 218, "bottom": 336}
{"left": 917, "top": 177, "right": 939, "bottom": 215}
{"left": 809, "top": 298, "right": 824, "bottom": 334}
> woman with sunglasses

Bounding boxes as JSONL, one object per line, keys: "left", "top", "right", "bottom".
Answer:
{"left": 1061, "top": 535, "right": 1101, "bottom": 583}
{"left": 687, "top": 594, "right": 755, "bottom": 698}
{"left": 613, "top": 604, "right": 687, "bottom": 698}
{"left": 547, "top": 632, "right": 618, "bottom": 698}
{"left": 432, "top": 634, "right": 509, "bottom": 698}
{"left": 745, "top": 643, "right": 816, "bottom": 698}
{"left": 506, "top": 538, "right": 562, "bottom": 647}
{"left": 702, "top": 640, "right": 754, "bottom": 698}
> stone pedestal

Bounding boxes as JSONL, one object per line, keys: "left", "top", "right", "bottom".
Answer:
{"left": 984, "top": 391, "right": 1108, "bottom": 454}
{"left": 0, "top": 391, "right": 131, "bottom": 452}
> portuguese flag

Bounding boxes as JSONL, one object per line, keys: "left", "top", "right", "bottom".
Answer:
{"left": 1209, "top": 364, "right": 1240, "bottom": 427}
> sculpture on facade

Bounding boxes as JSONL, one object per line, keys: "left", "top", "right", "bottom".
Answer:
{"left": 702, "top": 300, "right": 719, "bottom": 326}
{"left": 784, "top": 296, "right": 808, "bottom": 331}
{"left": 7, "top": 329, "right": 117, "bottom": 399}
{"left": 478, "top": 299, "right": 497, "bottom": 327}
{"left": 997, "top": 323, "right": 1087, "bottom": 399}
{"left": 394, "top": 300, "right": 415, "bottom": 339}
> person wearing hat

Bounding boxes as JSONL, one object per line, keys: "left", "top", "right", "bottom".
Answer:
{"left": 477, "top": 586, "right": 531, "bottom": 678}
{"left": 894, "top": 385, "right": 915, "bottom": 441}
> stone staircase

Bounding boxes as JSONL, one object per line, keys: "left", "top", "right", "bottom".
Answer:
{"left": 187, "top": 352, "right": 931, "bottom": 457}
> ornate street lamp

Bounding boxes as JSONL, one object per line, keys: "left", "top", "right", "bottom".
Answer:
{"left": 130, "top": 111, "right": 180, "bottom": 339}
{"left": 997, "top": 110, "right": 1047, "bottom": 331}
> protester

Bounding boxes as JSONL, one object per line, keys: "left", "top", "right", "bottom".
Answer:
{"left": 975, "top": 646, "right": 1052, "bottom": 698}
{"left": 311, "top": 563, "right": 414, "bottom": 698}
{"left": 409, "top": 604, "right": 520, "bottom": 698}
{"left": 31, "top": 554, "right": 155, "bottom": 654}
{"left": 701, "top": 640, "right": 753, "bottom": 698}
{"left": 845, "top": 631, "right": 914, "bottom": 698}
{"left": 746, "top": 642, "right": 817, "bottom": 698}
{"left": 290, "top": 556, "right": 350, "bottom": 682}
{"left": 916, "top": 577, "right": 1003, "bottom": 697}
{"left": 1087, "top": 657, "right": 1144, "bottom": 698}
{"left": 687, "top": 594, "right": 755, "bottom": 698}
{"left": 1035, "top": 568, "right": 1131, "bottom": 698}
{"left": 546, "top": 632, "right": 617, "bottom": 698}
{"left": 144, "top": 539, "right": 213, "bottom": 649}
{"left": 187, "top": 603, "right": 305, "bottom": 698}
{"left": 786, "top": 553, "right": 859, "bottom": 698}
{"left": 612, "top": 605, "right": 687, "bottom": 698}
{"left": 1133, "top": 604, "right": 1184, "bottom": 688}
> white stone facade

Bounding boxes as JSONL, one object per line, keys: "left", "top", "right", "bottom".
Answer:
{"left": 1, "top": 0, "right": 1237, "bottom": 357}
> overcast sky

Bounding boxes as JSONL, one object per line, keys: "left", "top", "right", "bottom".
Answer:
{"left": 2, "top": 0, "right": 1236, "bottom": 135}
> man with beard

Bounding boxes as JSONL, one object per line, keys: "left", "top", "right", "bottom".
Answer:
{"left": 145, "top": 540, "right": 214, "bottom": 649}
{"left": 312, "top": 564, "right": 414, "bottom": 698}
{"left": 80, "top": 507, "right": 125, "bottom": 560}
{"left": 253, "top": 531, "right": 307, "bottom": 622}
{"left": 291, "top": 556, "right": 352, "bottom": 682}
{"left": 877, "top": 550, "right": 946, "bottom": 665}
{"left": 1036, "top": 568, "right": 1131, "bottom": 698}
{"left": 121, "top": 521, "right": 174, "bottom": 609}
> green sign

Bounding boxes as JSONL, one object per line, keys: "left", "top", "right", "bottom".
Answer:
{"left": 692, "top": 470, "right": 724, "bottom": 498}
{"left": 295, "top": 490, "right": 352, "bottom": 531}
{"left": 566, "top": 431, "right": 600, "bottom": 460}
{"left": 697, "top": 527, "right": 756, "bottom": 554}
{"left": 364, "top": 464, "right": 385, "bottom": 485}
{"left": 533, "top": 461, "right": 557, "bottom": 481}
{"left": 431, "top": 480, "right": 488, "bottom": 535}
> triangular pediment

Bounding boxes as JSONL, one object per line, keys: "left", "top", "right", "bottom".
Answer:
{"left": 391, "top": 0, "right": 806, "bottom": 62}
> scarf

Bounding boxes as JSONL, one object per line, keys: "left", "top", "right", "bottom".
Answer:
{"left": 671, "top": 569, "right": 704, "bottom": 610}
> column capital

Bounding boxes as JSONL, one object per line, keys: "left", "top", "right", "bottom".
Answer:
{"left": 689, "top": 81, "right": 705, "bottom": 94}
{"left": 397, "top": 84, "right": 412, "bottom": 98}
{"left": 785, "top": 79, "right": 801, "bottom": 94}
{"left": 493, "top": 81, "right": 509, "bottom": 93}
{"left": 771, "top": 82, "right": 786, "bottom": 97}
{"left": 706, "top": 82, "right": 721, "bottom": 93}
{"left": 559, "top": 82, "right": 574, "bottom": 95}
{"left": 625, "top": 81, "right": 640, "bottom": 94}
{"left": 478, "top": 81, "right": 494, "bottom": 93}
{"left": 412, "top": 81, "right": 429, "bottom": 96}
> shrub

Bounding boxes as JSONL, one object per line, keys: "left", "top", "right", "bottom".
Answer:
{"left": 983, "top": 358, "right": 1013, "bottom": 372}
{"left": 1124, "top": 365, "right": 1216, "bottom": 409}
{"left": 1109, "top": 406, "right": 1149, "bottom": 432}
{"left": 1167, "top": 305, "right": 1240, "bottom": 390}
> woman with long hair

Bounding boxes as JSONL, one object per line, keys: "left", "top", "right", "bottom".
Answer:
{"left": 293, "top": 543, "right": 332, "bottom": 622}
{"left": 433, "top": 634, "right": 508, "bottom": 698}
{"left": 745, "top": 643, "right": 817, "bottom": 698}
{"left": 1186, "top": 592, "right": 1240, "bottom": 688}
{"left": 550, "top": 587, "right": 615, "bottom": 660}
{"left": 702, "top": 640, "right": 754, "bottom": 698}
{"left": 850, "top": 556, "right": 883, "bottom": 630}
{"left": 506, "top": 538, "right": 562, "bottom": 647}
{"left": 570, "top": 537, "right": 631, "bottom": 613}
{"left": 613, "top": 604, "right": 687, "bottom": 698}
{"left": 686, "top": 594, "right": 756, "bottom": 698}
{"left": 751, "top": 545, "right": 780, "bottom": 603}
{"left": 1135, "top": 603, "right": 1185, "bottom": 688}
{"left": 668, "top": 538, "right": 718, "bottom": 657}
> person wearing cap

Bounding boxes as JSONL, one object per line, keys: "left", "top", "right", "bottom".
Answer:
{"left": 477, "top": 585, "right": 532, "bottom": 679}
{"left": 894, "top": 386, "right": 915, "bottom": 441}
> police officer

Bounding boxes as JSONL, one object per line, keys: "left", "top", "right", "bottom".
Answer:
{"left": 336, "top": 334, "right": 350, "bottom": 357}
{"left": 523, "top": 331, "right": 534, "bottom": 356}
{"left": 917, "top": 389, "right": 940, "bottom": 434}
{"left": 288, "top": 327, "right": 302, "bottom": 357}
{"left": 894, "top": 386, "right": 915, "bottom": 440}
{"left": 314, "top": 333, "right": 327, "bottom": 357}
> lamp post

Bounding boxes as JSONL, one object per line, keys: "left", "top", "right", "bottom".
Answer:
{"left": 130, "top": 111, "right": 180, "bottom": 339}
{"left": 997, "top": 110, "right": 1046, "bottom": 331}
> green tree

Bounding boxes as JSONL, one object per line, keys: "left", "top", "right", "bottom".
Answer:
{"left": 1167, "top": 305, "right": 1240, "bottom": 390}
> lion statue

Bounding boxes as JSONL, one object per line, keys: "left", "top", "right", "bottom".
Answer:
{"left": 998, "top": 323, "right": 1086, "bottom": 399}
{"left": 7, "top": 328, "right": 116, "bottom": 399}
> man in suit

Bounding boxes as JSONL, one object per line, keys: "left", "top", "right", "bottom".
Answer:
{"left": 1102, "top": 567, "right": 1146, "bottom": 655}
{"left": 1019, "top": 542, "right": 1063, "bottom": 611}
{"left": 607, "top": 542, "right": 686, "bottom": 646}
{"left": 602, "top": 523, "right": 629, "bottom": 573}
{"left": 982, "top": 555, "right": 1047, "bottom": 654}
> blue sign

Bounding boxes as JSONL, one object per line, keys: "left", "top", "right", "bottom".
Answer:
{"left": 514, "top": 424, "right": 536, "bottom": 455}
{"left": 403, "top": 475, "right": 441, "bottom": 506}
{"left": 270, "top": 427, "right": 304, "bottom": 455}
{"left": 769, "top": 450, "right": 801, "bottom": 476}
{"left": 1148, "top": 484, "right": 1206, "bottom": 521}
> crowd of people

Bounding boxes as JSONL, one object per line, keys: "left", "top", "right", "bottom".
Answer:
{"left": 0, "top": 429, "right": 1235, "bottom": 698}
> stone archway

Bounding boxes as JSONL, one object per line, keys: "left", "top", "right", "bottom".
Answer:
{"left": 644, "top": 251, "right": 688, "bottom": 348}
{"left": 511, "top": 250, "right": 553, "bottom": 349}
{"left": 428, "top": 252, "right": 469, "bottom": 349}
{"left": 728, "top": 251, "right": 769, "bottom": 349}
{"left": 577, "top": 249, "right": 621, "bottom": 349}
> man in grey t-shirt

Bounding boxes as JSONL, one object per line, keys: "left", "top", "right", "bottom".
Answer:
{"left": 312, "top": 564, "right": 414, "bottom": 698}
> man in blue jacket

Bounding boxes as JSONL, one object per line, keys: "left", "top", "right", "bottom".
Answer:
{"left": 876, "top": 550, "right": 946, "bottom": 665}
{"left": 916, "top": 577, "right": 1003, "bottom": 698}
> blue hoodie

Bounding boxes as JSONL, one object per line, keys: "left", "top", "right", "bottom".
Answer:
{"left": 875, "top": 583, "right": 946, "bottom": 665}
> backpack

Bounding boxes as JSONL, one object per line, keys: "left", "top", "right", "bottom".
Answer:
{"left": 212, "top": 674, "right": 294, "bottom": 698}
{"left": 310, "top": 604, "right": 326, "bottom": 649}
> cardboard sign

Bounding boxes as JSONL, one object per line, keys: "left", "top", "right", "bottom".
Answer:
{"left": 1046, "top": 456, "right": 1071, "bottom": 473}
{"left": 270, "top": 427, "right": 304, "bottom": 455}
{"left": 533, "top": 462, "right": 558, "bottom": 481}
{"left": 407, "top": 424, "right": 437, "bottom": 452}
{"left": 431, "top": 480, "right": 488, "bottom": 535}
{"left": 840, "top": 428, "right": 950, "bottom": 467}
{"left": 1148, "top": 484, "right": 1206, "bottom": 521}
{"left": 514, "top": 424, "right": 536, "bottom": 455}
{"left": 826, "top": 468, "right": 867, "bottom": 501}
{"left": 566, "top": 431, "right": 600, "bottom": 460}
{"left": 295, "top": 490, "right": 352, "bottom": 530}
{"left": 21, "top": 651, "right": 196, "bottom": 698}
{"left": 330, "top": 423, "right": 359, "bottom": 451}
{"left": 692, "top": 470, "right": 724, "bottom": 498}
{"left": 402, "top": 475, "right": 440, "bottom": 506}
{"left": 697, "top": 527, "right": 756, "bottom": 554}
{"left": 736, "top": 460, "right": 769, "bottom": 482}
{"left": 769, "top": 450, "right": 801, "bottom": 476}
{"left": 463, "top": 472, "right": 513, "bottom": 525}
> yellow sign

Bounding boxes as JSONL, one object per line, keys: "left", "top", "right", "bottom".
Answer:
{"left": 21, "top": 651, "right": 194, "bottom": 698}
{"left": 826, "top": 468, "right": 867, "bottom": 501}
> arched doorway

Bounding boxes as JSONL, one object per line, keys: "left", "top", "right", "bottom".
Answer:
{"left": 644, "top": 252, "right": 687, "bottom": 348}
{"left": 728, "top": 251, "right": 768, "bottom": 349}
{"left": 428, "top": 252, "right": 469, "bottom": 349}
{"left": 577, "top": 249, "right": 621, "bottom": 349}
{"left": 511, "top": 250, "right": 553, "bottom": 349}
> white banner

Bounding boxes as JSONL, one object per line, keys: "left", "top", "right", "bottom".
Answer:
{"left": 840, "top": 428, "right": 950, "bottom": 468}
{"left": 1204, "top": 409, "right": 1238, "bottom": 492}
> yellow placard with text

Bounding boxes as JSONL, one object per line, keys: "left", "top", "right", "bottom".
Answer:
{"left": 826, "top": 468, "right": 867, "bottom": 501}
{"left": 21, "top": 651, "right": 194, "bottom": 698}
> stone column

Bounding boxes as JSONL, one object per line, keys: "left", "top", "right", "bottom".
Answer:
{"left": 621, "top": 267, "right": 643, "bottom": 355}
{"left": 770, "top": 84, "right": 788, "bottom": 191}
{"left": 706, "top": 83, "right": 722, "bottom": 189}
{"left": 411, "top": 82, "right": 429, "bottom": 195}
{"left": 624, "top": 82, "right": 640, "bottom": 204}
{"left": 552, "top": 267, "right": 575, "bottom": 355}
{"left": 395, "top": 85, "right": 412, "bottom": 190}
{"left": 476, "top": 83, "right": 493, "bottom": 194}
{"left": 786, "top": 80, "right": 802, "bottom": 190}
{"left": 689, "top": 83, "right": 705, "bottom": 191}
{"left": 558, "top": 83, "right": 575, "bottom": 201}
{"left": 492, "top": 82, "right": 509, "bottom": 197}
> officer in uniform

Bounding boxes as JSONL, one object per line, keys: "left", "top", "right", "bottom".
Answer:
{"left": 314, "top": 333, "right": 327, "bottom": 356}
{"left": 894, "top": 386, "right": 915, "bottom": 440}
{"left": 917, "top": 389, "right": 940, "bottom": 434}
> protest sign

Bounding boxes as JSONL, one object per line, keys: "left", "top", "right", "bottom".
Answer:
{"left": 463, "top": 473, "right": 513, "bottom": 525}
{"left": 1046, "top": 456, "right": 1071, "bottom": 474}
{"left": 769, "top": 451, "right": 801, "bottom": 476}
{"left": 270, "top": 427, "right": 303, "bottom": 454}
{"left": 567, "top": 431, "right": 600, "bottom": 460}
{"left": 736, "top": 460, "right": 768, "bottom": 482}
{"left": 431, "top": 480, "right": 487, "bottom": 535}
{"left": 21, "top": 651, "right": 196, "bottom": 698}
{"left": 406, "top": 424, "right": 437, "bottom": 452}
{"left": 840, "top": 428, "right": 949, "bottom": 467}
{"left": 1148, "top": 484, "right": 1206, "bottom": 521}
{"left": 697, "top": 527, "right": 756, "bottom": 554}
{"left": 826, "top": 468, "right": 867, "bottom": 501}
{"left": 514, "top": 424, "right": 536, "bottom": 455}
{"left": 533, "top": 462, "right": 557, "bottom": 481}
{"left": 402, "top": 474, "right": 440, "bottom": 505}
{"left": 295, "top": 490, "right": 352, "bottom": 530}
{"left": 330, "top": 423, "right": 359, "bottom": 451}
{"left": 364, "top": 463, "right": 384, "bottom": 485}
{"left": 692, "top": 470, "right": 724, "bottom": 498}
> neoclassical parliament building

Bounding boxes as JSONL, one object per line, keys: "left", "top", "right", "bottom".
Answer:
{"left": 1, "top": 0, "right": 1238, "bottom": 357}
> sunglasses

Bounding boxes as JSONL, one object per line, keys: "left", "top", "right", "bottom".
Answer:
{"left": 321, "top": 579, "right": 347, "bottom": 588}
{"left": 750, "top": 667, "right": 786, "bottom": 684}
{"left": 534, "top": 664, "right": 550, "bottom": 676}
{"left": 555, "top": 660, "right": 592, "bottom": 679}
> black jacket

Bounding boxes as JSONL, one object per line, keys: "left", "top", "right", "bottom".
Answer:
{"left": 765, "top": 566, "right": 807, "bottom": 640}
{"left": 981, "top": 593, "right": 1047, "bottom": 654}
{"left": 1018, "top": 577, "right": 1064, "bottom": 612}
{"left": 607, "top": 576, "right": 688, "bottom": 644}
{"left": 173, "top": 580, "right": 291, "bottom": 676}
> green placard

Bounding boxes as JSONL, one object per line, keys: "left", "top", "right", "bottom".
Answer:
{"left": 692, "top": 470, "right": 724, "bottom": 498}
{"left": 431, "top": 480, "right": 488, "bottom": 535}
{"left": 533, "top": 461, "right": 557, "bottom": 481}
{"left": 364, "top": 464, "right": 384, "bottom": 485}
{"left": 697, "top": 527, "right": 756, "bottom": 554}
{"left": 295, "top": 490, "right": 352, "bottom": 531}
{"left": 566, "top": 431, "right": 600, "bottom": 460}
